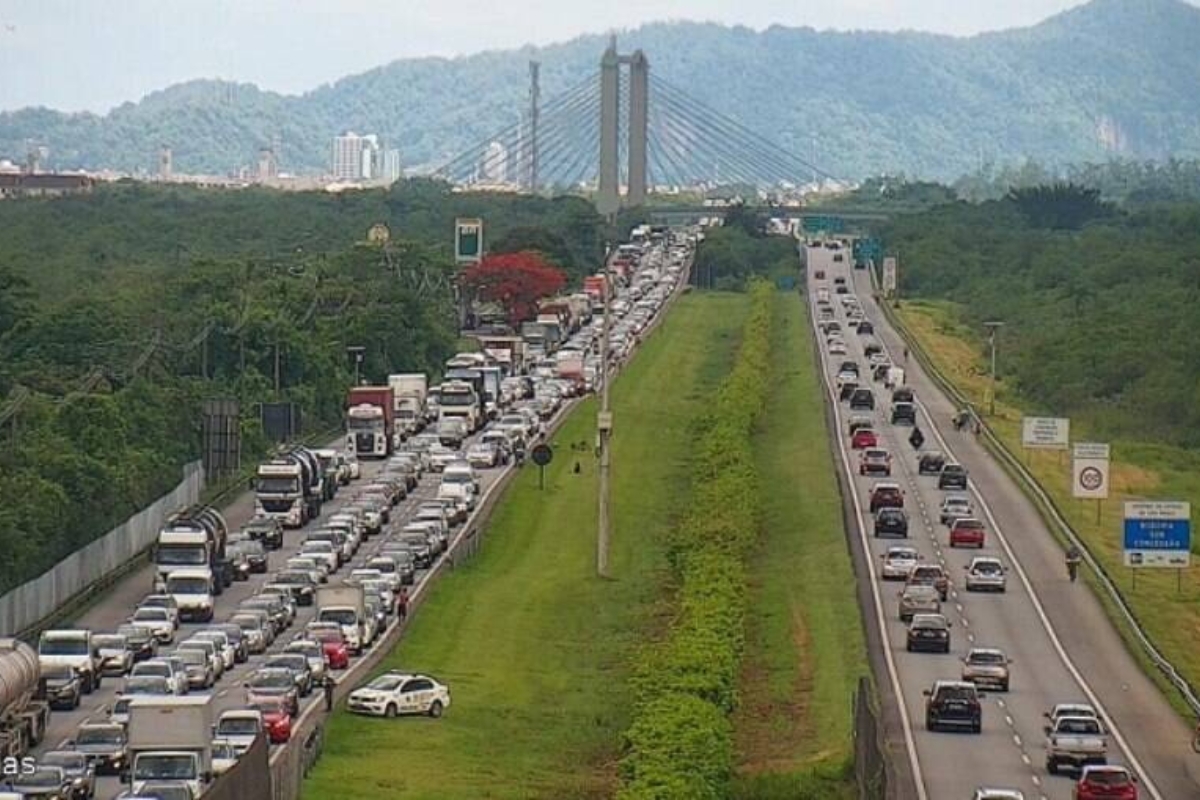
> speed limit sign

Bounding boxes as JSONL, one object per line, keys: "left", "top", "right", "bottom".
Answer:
{"left": 1072, "top": 443, "right": 1110, "bottom": 499}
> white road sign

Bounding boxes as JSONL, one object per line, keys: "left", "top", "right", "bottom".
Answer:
{"left": 1021, "top": 416, "right": 1070, "bottom": 450}
{"left": 1072, "top": 442, "right": 1110, "bottom": 499}
{"left": 882, "top": 257, "right": 898, "bottom": 294}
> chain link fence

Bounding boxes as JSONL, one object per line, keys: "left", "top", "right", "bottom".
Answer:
{"left": 1, "top": 461, "right": 203, "bottom": 637}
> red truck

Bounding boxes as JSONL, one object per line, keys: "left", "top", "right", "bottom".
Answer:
{"left": 345, "top": 386, "right": 395, "bottom": 458}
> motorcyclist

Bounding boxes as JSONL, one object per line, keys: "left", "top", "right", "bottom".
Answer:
{"left": 1066, "top": 544, "right": 1083, "bottom": 582}
{"left": 908, "top": 426, "right": 925, "bottom": 450}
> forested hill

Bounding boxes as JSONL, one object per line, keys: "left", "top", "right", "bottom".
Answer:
{"left": 3, "top": 0, "right": 1200, "bottom": 180}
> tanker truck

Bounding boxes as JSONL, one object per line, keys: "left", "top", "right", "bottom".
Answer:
{"left": 152, "top": 506, "right": 230, "bottom": 595}
{"left": 0, "top": 638, "right": 50, "bottom": 760}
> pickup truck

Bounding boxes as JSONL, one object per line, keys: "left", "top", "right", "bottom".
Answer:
{"left": 1044, "top": 714, "right": 1107, "bottom": 774}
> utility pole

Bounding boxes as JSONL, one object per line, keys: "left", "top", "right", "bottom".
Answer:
{"left": 273, "top": 340, "right": 282, "bottom": 395}
{"left": 347, "top": 346, "right": 365, "bottom": 386}
{"left": 597, "top": 238, "right": 615, "bottom": 578}
{"left": 984, "top": 321, "right": 1004, "bottom": 417}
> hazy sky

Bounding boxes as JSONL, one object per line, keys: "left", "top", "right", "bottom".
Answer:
{"left": 0, "top": 0, "right": 1095, "bottom": 113}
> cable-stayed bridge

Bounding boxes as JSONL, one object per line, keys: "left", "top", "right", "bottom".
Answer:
{"left": 433, "top": 37, "right": 839, "bottom": 213}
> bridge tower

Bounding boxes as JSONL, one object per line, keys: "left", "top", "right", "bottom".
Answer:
{"left": 596, "top": 38, "right": 650, "bottom": 216}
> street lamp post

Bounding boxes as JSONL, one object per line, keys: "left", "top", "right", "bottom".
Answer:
{"left": 346, "top": 346, "right": 365, "bottom": 386}
{"left": 983, "top": 321, "right": 1004, "bottom": 417}
{"left": 597, "top": 241, "right": 614, "bottom": 579}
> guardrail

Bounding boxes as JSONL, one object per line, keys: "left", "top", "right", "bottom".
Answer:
{"left": 869, "top": 265, "right": 1200, "bottom": 720}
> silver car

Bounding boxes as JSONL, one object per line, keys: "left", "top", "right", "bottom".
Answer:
{"left": 962, "top": 648, "right": 1012, "bottom": 692}
{"left": 964, "top": 557, "right": 1007, "bottom": 592}
{"left": 897, "top": 584, "right": 941, "bottom": 622}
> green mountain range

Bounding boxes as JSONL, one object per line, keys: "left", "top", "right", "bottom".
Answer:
{"left": 3, "top": 0, "right": 1199, "bottom": 181}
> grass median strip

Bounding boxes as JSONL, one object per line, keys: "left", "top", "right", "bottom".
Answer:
{"left": 302, "top": 291, "right": 751, "bottom": 800}
{"left": 730, "top": 292, "right": 866, "bottom": 800}
{"left": 898, "top": 298, "right": 1200, "bottom": 716}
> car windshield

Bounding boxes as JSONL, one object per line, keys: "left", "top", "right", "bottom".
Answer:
{"left": 20, "top": 768, "right": 63, "bottom": 786}
{"left": 134, "top": 754, "right": 196, "bottom": 779}
{"left": 77, "top": 726, "right": 124, "bottom": 745}
{"left": 155, "top": 546, "right": 208, "bottom": 565}
{"left": 93, "top": 635, "right": 125, "bottom": 649}
{"left": 39, "top": 637, "right": 89, "bottom": 655}
{"left": 133, "top": 608, "right": 168, "bottom": 621}
{"left": 166, "top": 576, "right": 210, "bottom": 593}
{"left": 969, "top": 651, "right": 1005, "bottom": 665}
{"left": 974, "top": 562, "right": 1002, "bottom": 574}
{"left": 1086, "top": 770, "right": 1131, "bottom": 786}
{"left": 41, "top": 752, "right": 84, "bottom": 769}
{"left": 936, "top": 686, "right": 976, "bottom": 702}
{"left": 1059, "top": 718, "right": 1101, "bottom": 735}
{"left": 366, "top": 675, "right": 405, "bottom": 691}
{"left": 319, "top": 609, "right": 358, "bottom": 626}
{"left": 218, "top": 718, "right": 259, "bottom": 735}
{"left": 251, "top": 671, "right": 293, "bottom": 689}
{"left": 258, "top": 476, "right": 300, "bottom": 492}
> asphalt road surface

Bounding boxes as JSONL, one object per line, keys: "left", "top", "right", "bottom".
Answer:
{"left": 807, "top": 258, "right": 1199, "bottom": 800}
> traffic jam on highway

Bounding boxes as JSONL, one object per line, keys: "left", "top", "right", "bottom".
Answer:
{"left": 807, "top": 241, "right": 1145, "bottom": 800}
{"left": 2, "top": 229, "right": 692, "bottom": 800}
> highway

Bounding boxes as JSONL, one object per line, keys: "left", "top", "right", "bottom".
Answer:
{"left": 24, "top": 239, "right": 689, "bottom": 800}
{"left": 807, "top": 252, "right": 1199, "bottom": 799}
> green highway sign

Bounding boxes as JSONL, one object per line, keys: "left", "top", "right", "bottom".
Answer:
{"left": 853, "top": 237, "right": 884, "bottom": 262}
{"left": 455, "top": 218, "right": 484, "bottom": 264}
{"left": 802, "top": 215, "right": 845, "bottom": 234}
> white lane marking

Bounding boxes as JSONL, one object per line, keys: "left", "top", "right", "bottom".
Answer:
{"left": 809, "top": 296, "right": 929, "bottom": 800}
{"left": 1022, "top": 754, "right": 1032, "bottom": 766}
{"left": 871, "top": 290, "right": 1165, "bottom": 800}
{"left": 1013, "top": 734, "right": 1022, "bottom": 747}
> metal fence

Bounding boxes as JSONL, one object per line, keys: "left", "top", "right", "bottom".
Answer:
{"left": 853, "top": 677, "right": 887, "bottom": 800}
{"left": 0, "top": 461, "right": 204, "bottom": 637}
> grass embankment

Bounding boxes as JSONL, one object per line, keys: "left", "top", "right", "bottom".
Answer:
{"left": 302, "top": 292, "right": 752, "bottom": 800}
{"left": 730, "top": 292, "right": 867, "bottom": 800}
{"left": 618, "top": 283, "right": 773, "bottom": 799}
{"left": 898, "top": 298, "right": 1200, "bottom": 715}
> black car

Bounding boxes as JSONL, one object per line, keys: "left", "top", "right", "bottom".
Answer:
{"left": 938, "top": 463, "right": 969, "bottom": 490}
{"left": 272, "top": 571, "right": 318, "bottom": 606}
{"left": 243, "top": 516, "right": 284, "bottom": 550}
{"left": 116, "top": 624, "right": 158, "bottom": 662}
{"left": 892, "top": 387, "right": 915, "bottom": 404}
{"left": 874, "top": 507, "right": 909, "bottom": 538}
{"left": 906, "top": 615, "right": 952, "bottom": 653}
{"left": 891, "top": 402, "right": 917, "bottom": 425}
{"left": 67, "top": 722, "right": 128, "bottom": 777}
{"left": 858, "top": 321, "right": 874, "bottom": 335}
{"left": 918, "top": 451, "right": 947, "bottom": 475}
{"left": 849, "top": 388, "right": 876, "bottom": 411}
{"left": 839, "top": 381, "right": 859, "bottom": 402}
{"left": 873, "top": 363, "right": 891, "bottom": 382}
{"left": 924, "top": 681, "right": 982, "bottom": 733}
{"left": 229, "top": 539, "right": 268, "bottom": 574}
{"left": 835, "top": 284, "right": 848, "bottom": 295}
{"left": 838, "top": 360, "right": 860, "bottom": 378}
{"left": 864, "top": 343, "right": 883, "bottom": 359}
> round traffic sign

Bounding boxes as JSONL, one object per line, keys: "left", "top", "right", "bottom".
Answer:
{"left": 1079, "top": 466, "right": 1104, "bottom": 491}
{"left": 531, "top": 444, "right": 553, "bottom": 467}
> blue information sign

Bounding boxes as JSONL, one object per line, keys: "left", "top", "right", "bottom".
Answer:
{"left": 1123, "top": 501, "right": 1191, "bottom": 567}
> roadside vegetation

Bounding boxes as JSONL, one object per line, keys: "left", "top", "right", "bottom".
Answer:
{"left": 896, "top": 298, "right": 1200, "bottom": 715}
{"left": 303, "top": 292, "right": 752, "bottom": 800}
{"left": 0, "top": 180, "right": 610, "bottom": 594}
{"left": 730, "top": 292, "right": 866, "bottom": 799}
{"left": 617, "top": 281, "right": 773, "bottom": 799}
{"left": 690, "top": 205, "right": 797, "bottom": 290}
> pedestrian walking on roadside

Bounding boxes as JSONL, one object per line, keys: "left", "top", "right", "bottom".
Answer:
{"left": 323, "top": 675, "right": 336, "bottom": 712}
{"left": 397, "top": 587, "right": 409, "bottom": 622}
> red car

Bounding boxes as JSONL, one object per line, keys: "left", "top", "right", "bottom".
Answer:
{"left": 250, "top": 698, "right": 294, "bottom": 744}
{"left": 869, "top": 483, "right": 905, "bottom": 513}
{"left": 1075, "top": 765, "right": 1138, "bottom": 799}
{"left": 308, "top": 627, "right": 350, "bottom": 669}
{"left": 851, "top": 428, "right": 878, "bottom": 449}
{"left": 949, "top": 518, "right": 986, "bottom": 548}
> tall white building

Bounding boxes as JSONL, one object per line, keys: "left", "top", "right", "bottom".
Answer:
{"left": 481, "top": 141, "right": 508, "bottom": 184}
{"left": 382, "top": 149, "right": 402, "bottom": 183}
{"left": 332, "top": 132, "right": 382, "bottom": 181}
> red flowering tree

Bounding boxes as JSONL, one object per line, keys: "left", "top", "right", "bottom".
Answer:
{"left": 460, "top": 251, "right": 567, "bottom": 326}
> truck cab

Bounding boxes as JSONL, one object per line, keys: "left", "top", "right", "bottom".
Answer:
{"left": 38, "top": 630, "right": 99, "bottom": 694}
{"left": 164, "top": 569, "right": 216, "bottom": 623}
{"left": 315, "top": 586, "right": 366, "bottom": 655}
{"left": 128, "top": 695, "right": 213, "bottom": 800}
{"left": 255, "top": 461, "right": 306, "bottom": 528}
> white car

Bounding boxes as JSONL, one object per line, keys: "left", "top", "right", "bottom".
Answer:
{"left": 342, "top": 451, "right": 361, "bottom": 481}
{"left": 346, "top": 672, "right": 450, "bottom": 718}
{"left": 964, "top": 557, "right": 1007, "bottom": 592}
{"left": 211, "top": 739, "right": 240, "bottom": 777}
{"left": 128, "top": 607, "right": 175, "bottom": 644}
{"left": 828, "top": 341, "right": 848, "bottom": 355}
{"left": 881, "top": 546, "right": 921, "bottom": 580}
{"left": 940, "top": 495, "right": 973, "bottom": 525}
{"left": 466, "top": 443, "right": 499, "bottom": 469}
{"left": 212, "top": 710, "right": 263, "bottom": 753}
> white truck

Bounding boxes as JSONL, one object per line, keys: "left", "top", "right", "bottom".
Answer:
{"left": 315, "top": 586, "right": 366, "bottom": 655}
{"left": 388, "top": 373, "right": 428, "bottom": 440}
{"left": 164, "top": 568, "right": 216, "bottom": 622}
{"left": 37, "top": 630, "right": 99, "bottom": 694}
{"left": 885, "top": 366, "right": 906, "bottom": 390}
{"left": 438, "top": 380, "right": 481, "bottom": 433}
{"left": 127, "top": 695, "right": 214, "bottom": 799}
{"left": 1044, "top": 713, "right": 1108, "bottom": 775}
